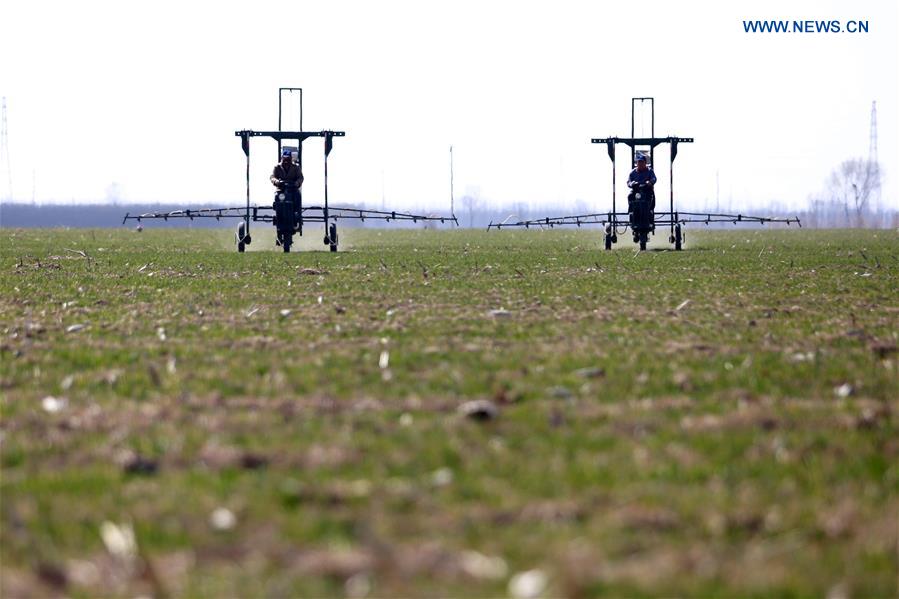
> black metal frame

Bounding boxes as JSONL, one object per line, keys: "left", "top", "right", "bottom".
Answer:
{"left": 124, "top": 204, "right": 458, "bottom": 225}
{"left": 488, "top": 98, "right": 800, "bottom": 250}
{"left": 490, "top": 211, "right": 803, "bottom": 228}
{"left": 124, "top": 88, "right": 457, "bottom": 252}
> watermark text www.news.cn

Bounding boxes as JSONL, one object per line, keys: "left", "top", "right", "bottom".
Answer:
{"left": 743, "top": 20, "right": 868, "bottom": 33}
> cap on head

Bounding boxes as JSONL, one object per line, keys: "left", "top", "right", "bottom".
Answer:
{"left": 636, "top": 153, "right": 647, "bottom": 162}
{"left": 281, "top": 149, "right": 292, "bottom": 159}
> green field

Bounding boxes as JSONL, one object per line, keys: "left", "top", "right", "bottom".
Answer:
{"left": 1, "top": 227, "right": 897, "bottom": 597}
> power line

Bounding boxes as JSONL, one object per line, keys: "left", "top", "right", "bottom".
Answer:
{"left": 868, "top": 100, "right": 878, "bottom": 163}
{"left": 1, "top": 97, "right": 11, "bottom": 201}
{"left": 868, "top": 100, "right": 881, "bottom": 212}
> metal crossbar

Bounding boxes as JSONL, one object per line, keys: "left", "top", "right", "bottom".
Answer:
{"left": 487, "top": 212, "right": 801, "bottom": 230}
{"left": 124, "top": 206, "right": 458, "bottom": 225}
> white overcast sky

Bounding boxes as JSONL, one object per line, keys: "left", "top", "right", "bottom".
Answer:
{"left": 0, "top": 0, "right": 896, "bottom": 213}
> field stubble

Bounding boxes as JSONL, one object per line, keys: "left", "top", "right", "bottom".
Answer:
{"left": 0, "top": 227, "right": 897, "bottom": 597}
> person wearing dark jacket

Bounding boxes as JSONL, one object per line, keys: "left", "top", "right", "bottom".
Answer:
{"left": 627, "top": 153, "right": 657, "bottom": 188}
{"left": 271, "top": 149, "right": 303, "bottom": 246}
{"left": 627, "top": 153, "right": 657, "bottom": 212}
{"left": 271, "top": 149, "right": 304, "bottom": 190}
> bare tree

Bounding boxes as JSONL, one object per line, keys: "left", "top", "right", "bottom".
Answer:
{"left": 826, "top": 159, "right": 881, "bottom": 227}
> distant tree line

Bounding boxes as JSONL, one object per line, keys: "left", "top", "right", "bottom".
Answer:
{"left": 1, "top": 194, "right": 895, "bottom": 231}
{"left": 1, "top": 203, "right": 236, "bottom": 229}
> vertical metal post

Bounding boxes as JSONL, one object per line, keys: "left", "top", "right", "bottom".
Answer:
{"left": 669, "top": 150, "right": 674, "bottom": 237}
{"left": 650, "top": 97, "right": 655, "bottom": 167}
{"left": 630, "top": 98, "right": 636, "bottom": 166}
{"left": 246, "top": 143, "right": 251, "bottom": 236}
{"left": 277, "top": 91, "right": 283, "bottom": 159}
{"left": 323, "top": 139, "right": 329, "bottom": 234}
{"left": 297, "top": 140, "right": 303, "bottom": 215}
{"left": 611, "top": 151, "right": 616, "bottom": 218}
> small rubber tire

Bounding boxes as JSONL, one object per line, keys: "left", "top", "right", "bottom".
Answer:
{"left": 237, "top": 222, "right": 247, "bottom": 253}
{"left": 329, "top": 224, "right": 338, "bottom": 252}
